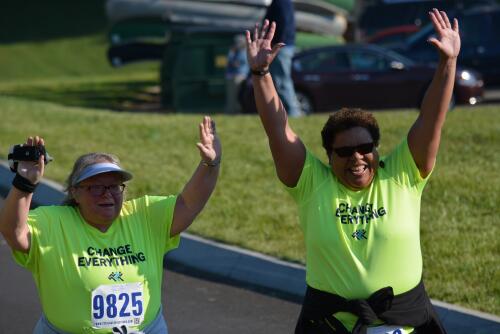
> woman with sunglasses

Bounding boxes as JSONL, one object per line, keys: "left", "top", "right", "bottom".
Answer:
{"left": 0, "top": 116, "right": 221, "bottom": 334}
{"left": 246, "top": 8, "right": 458, "bottom": 334}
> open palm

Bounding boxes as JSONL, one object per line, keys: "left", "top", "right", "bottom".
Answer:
{"left": 428, "top": 8, "right": 461, "bottom": 59}
{"left": 197, "top": 116, "right": 221, "bottom": 163}
{"left": 245, "top": 20, "right": 284, "bottom": 71}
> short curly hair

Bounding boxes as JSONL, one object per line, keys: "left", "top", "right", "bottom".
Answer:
{"left": 321, "top": 108, "right": 380, "bottom": 157}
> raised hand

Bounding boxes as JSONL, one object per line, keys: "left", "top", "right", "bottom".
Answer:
{"left": 17, "top": 136, "right": 45, "bottom": 185}
{"left": 196, "top": 116, "right": 221, "bottom": 165}
{"left": 245, "top": 19, "right": 284, "bottom": 72}
{"left": 428, "top": 8, "right": 461, "bottom": 60}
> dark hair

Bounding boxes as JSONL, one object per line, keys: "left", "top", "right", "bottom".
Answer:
{"left": 62, "top": 152, "right": 122, "bottom": 206}
{"left": 321, "top": 108, "right": 380, "bottom": 157}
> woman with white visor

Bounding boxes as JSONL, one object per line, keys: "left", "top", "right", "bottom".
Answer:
{"left": 0, "top": 116, "right": 221, "bottom": 334}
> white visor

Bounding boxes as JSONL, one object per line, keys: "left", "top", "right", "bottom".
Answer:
{"left": 75, "top": 162, "right": 133, "bottom": 184}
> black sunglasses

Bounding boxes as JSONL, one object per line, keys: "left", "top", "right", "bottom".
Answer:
{"left": 333, "top": 142, "right": 374, "bottom": 158}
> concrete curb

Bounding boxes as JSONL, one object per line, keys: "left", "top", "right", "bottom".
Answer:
{"left": 0, "top": 161, "right": 499, "bottom": 333}
{"left": 0, "top": 161, "right": 65, "bottom": 207}
{"left": 164, "top": 233, "right": 306, "bottom": 302}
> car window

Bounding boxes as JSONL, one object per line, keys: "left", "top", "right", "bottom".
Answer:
{"left": 405, "top": 9, "right": 498, "bottom": 48}
{"left": 461, "top": 13, "right": 492, "bottom": 43}
{"left": 294, "top": 50, "right": 350, "bottom": 72}
{"left": 405, "top": 22, "right": 433, "bottom": 46}
{"left": 349, "top": 51, "right": 390, "bottom": 71}
{"left": 319, "top": 51, "right": 350, "bottom": 72}
{"left": 359, "top": 1, "right": 454, "bottom": 34}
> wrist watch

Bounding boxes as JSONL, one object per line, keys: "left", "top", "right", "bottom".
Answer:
{"left": 251, "top": 68, "right": 269, "bottom": 76}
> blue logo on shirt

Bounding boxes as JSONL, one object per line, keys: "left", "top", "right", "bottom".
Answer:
{"left": 108, "top": 272, "right": 124, "bottom": 282}
{"left": 352, "top": 229, "right": 367, "bottom": 240}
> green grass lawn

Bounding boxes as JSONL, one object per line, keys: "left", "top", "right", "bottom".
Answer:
{"left": 0, "top": 97, "right": 498, "bottom": 315}
{"left": 1, "top": 0, "right": 499, "bottom": 317}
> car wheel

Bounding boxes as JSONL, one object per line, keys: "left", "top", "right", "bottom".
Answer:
{"left": 296, "top": 91, "right": 314, "bottom": 115}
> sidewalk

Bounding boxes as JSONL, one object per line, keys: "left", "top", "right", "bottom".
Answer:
{"left": 1, "top": 161, "right": 499, "bottom": 333}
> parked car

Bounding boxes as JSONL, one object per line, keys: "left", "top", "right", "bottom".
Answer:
{"left": 390, "top": 4, "right": 500, "bottom": 87}
{"left": 363, "top": 24, "right": 420, "bottom": 47}
{"left": 357, "top": 0, "right": 494, "bottom": 41}
{"left": 240, "top": 44, "right": 483, "bottom": 114}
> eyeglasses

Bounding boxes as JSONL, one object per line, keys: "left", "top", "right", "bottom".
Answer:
{"left": 333, "top": 142, "right": 374, "bottom": 158}
{"left": 77, "top": 184, "right": 126, "bottom": 197}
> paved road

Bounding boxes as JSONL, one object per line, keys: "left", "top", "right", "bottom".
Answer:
{"left": 0, "top": 197, "right": 301, "bottom": 333}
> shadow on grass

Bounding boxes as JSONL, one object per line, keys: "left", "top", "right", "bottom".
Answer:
{"left": 1, "top": 0, "right": 106, "bottom": 44}
{"left": 2, "top": 80, "right": 167, "bottom": 113}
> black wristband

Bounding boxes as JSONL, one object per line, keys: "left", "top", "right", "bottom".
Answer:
{"left": 12, "top": 174, "right": 38, "bottom": 193}
{"left": 201, "top": 158, "right": 221, "bottom": 167}
{"left": 251, "top": 68, "right": 269, "bottom": 76}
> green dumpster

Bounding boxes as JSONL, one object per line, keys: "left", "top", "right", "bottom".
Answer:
{"left": 160, "top": 26, "right": 243, "bottom": 113}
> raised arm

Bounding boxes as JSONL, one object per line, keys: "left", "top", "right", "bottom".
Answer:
{"left": 0, "top": 136, "right": 45, "bottom": 253}
{"left": 171, "top": 116, "right": 221, "bottom": 236}
{"left": 408, "top": 9, "right": 460, "bottom": 178}
{"left": 246, "top": 20, "right": 305, "bottom": 187}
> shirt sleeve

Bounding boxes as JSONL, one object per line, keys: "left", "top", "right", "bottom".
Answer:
{"left": 380, "top": 137, "right": 433, "bottom": 193}
{"left": 285, "top": 149, "right": 331, "bottom": 203}
{"left": 137, "top": 195, "right": 180, "bottom": 254}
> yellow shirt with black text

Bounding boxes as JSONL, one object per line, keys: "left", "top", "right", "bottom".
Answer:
{"left": 287, "top": 138, "right": 431, "bottom": 331}
{"left": 13, "top": 195, "right": 179, "bottom": 333}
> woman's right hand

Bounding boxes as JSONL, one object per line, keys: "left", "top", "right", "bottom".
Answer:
{"left": 16, "top": 136, "right": 45, "bottom": 185}
{"left": 245, "top": 19, "right": 284, "bottom": 72}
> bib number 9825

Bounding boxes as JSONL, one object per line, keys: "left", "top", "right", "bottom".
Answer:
{"left": 91, "top": 283, "right": 144, "bottom": 329}
{"left": 93, "top": 291, "right": 142, "bottom": 319}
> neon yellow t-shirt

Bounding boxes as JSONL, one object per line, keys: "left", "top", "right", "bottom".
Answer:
{"left": 13, "top": 195, "right": 180, "bottom": 333}
{"left": 287, "top": 138, "right": 431, "bottom": 331}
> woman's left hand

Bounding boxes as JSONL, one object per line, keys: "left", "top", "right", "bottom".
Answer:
{"left": 428, "top": 8, "right": 461, "bottom": 60}
{"left": 197, "top": 116, "right": 221, "bottom": 165}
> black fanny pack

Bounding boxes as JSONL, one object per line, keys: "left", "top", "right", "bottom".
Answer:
{"left": 295, "top": 279, "right": 447, "bottom": 334}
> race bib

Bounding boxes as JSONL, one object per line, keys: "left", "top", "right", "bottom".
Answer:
{"left": 366, "top": 325, "right": 409, "bottom": 334}
{"left": 91, "top": 283, "right": 144, "bottom": 329}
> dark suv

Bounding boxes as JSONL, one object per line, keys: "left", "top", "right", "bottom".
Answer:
{"left": 357, "top": 0, "right": 494, "bottom": 42}
{"left": 391, "top": 5, "right": 500, "bottom": 86}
